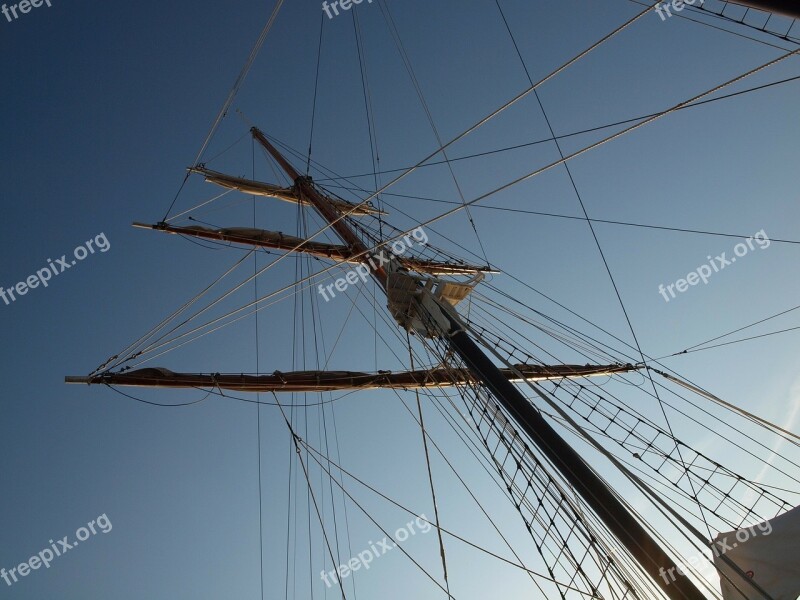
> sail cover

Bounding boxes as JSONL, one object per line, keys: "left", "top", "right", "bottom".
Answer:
{"left": 714, "top": 504, "right": 800, "bottom": 599}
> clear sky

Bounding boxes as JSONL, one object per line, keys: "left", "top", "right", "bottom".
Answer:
{"left": 1, "top": 1, "right": 799, "bottom": 598}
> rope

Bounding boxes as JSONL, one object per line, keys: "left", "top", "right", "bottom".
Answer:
{"left": 377, "top": 0, "right": 491, "bottom": 268}
{"left": 390, "top": 385, "right": 551, "bottom": 596}
{"left": 497, "top": 0, "right": 715, "bottom": 541}
{"left": 273, "top": 395, "right": 348, "bottom": 600}
{"left": 314, "top": 74, "right": 800, "bottom": 183}
{"left": 351, "top": 6, "right": 384, "bottom": 240}
{"left": 465, "top": 290, "right": 800, "bottom": 482}
{"left": 347, "top": 2, "right": 655, "bottom": 209}
{"left": 670, "top": 303, "right": 800, "bottom": 354}
{"left": 137, "top": 38, "right": 777, "bottom": 382}
{"left": 162, "top": 0, "right": 286, "bottom": 222}
{"left": 406, "top": 331, "right": 453, "bottom": 598}
{"left": 104, "top": 384, "right": 212, "bottom": 407}
{"left": 278, "top": 397, "right": 454, "bottom": 598}
{"left": 663, "top": 325, "right": 800, "bottom": 356}
{"left": 299, "top": 433, "right": 603, "bottom": 597}
{"left": 389, "top": 44, "right": 800, "bottom": 240}
{"left": 650, "top": 368, "right": 800, "bottom": 444}
{"left": 306, "top": 13, "right": 325, "bottom": 175}
{"left": 361, "top": 194, "right": 800, "bottom": 246}
{"left": 94, "top": 248, "right": 255, "bottom": 375}
{"left": 464, "top": 325, "right": 776, "bottom": 599}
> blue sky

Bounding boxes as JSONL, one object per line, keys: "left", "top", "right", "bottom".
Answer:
{"left": 1, "top": 1, "right": 799, "bottom": 598}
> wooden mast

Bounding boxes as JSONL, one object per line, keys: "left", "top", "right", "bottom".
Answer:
{"left": 248, "top": 128, "right": 709, "bottom": 600}
{"left": 249, "top": 127, "right": 390, "bottom": 284}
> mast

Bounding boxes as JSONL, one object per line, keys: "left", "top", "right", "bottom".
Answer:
{"left": 250, "top": 128, "right": 709, "bottom": 600}
{"left": 250, "top": 127, "right": 390, "bottom": 284}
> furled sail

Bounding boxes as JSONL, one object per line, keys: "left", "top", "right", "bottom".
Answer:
{"left": 133, "top": 222, "right": 497, "bottom": 275}
{"left": 65, "top": 363, "right": 638, "bottom": 393}
{"left": 713, "top": 504, "right": 800, "bottom": 599}
{"left": 188, "top": 166, "right": 386, "bottom": 216}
